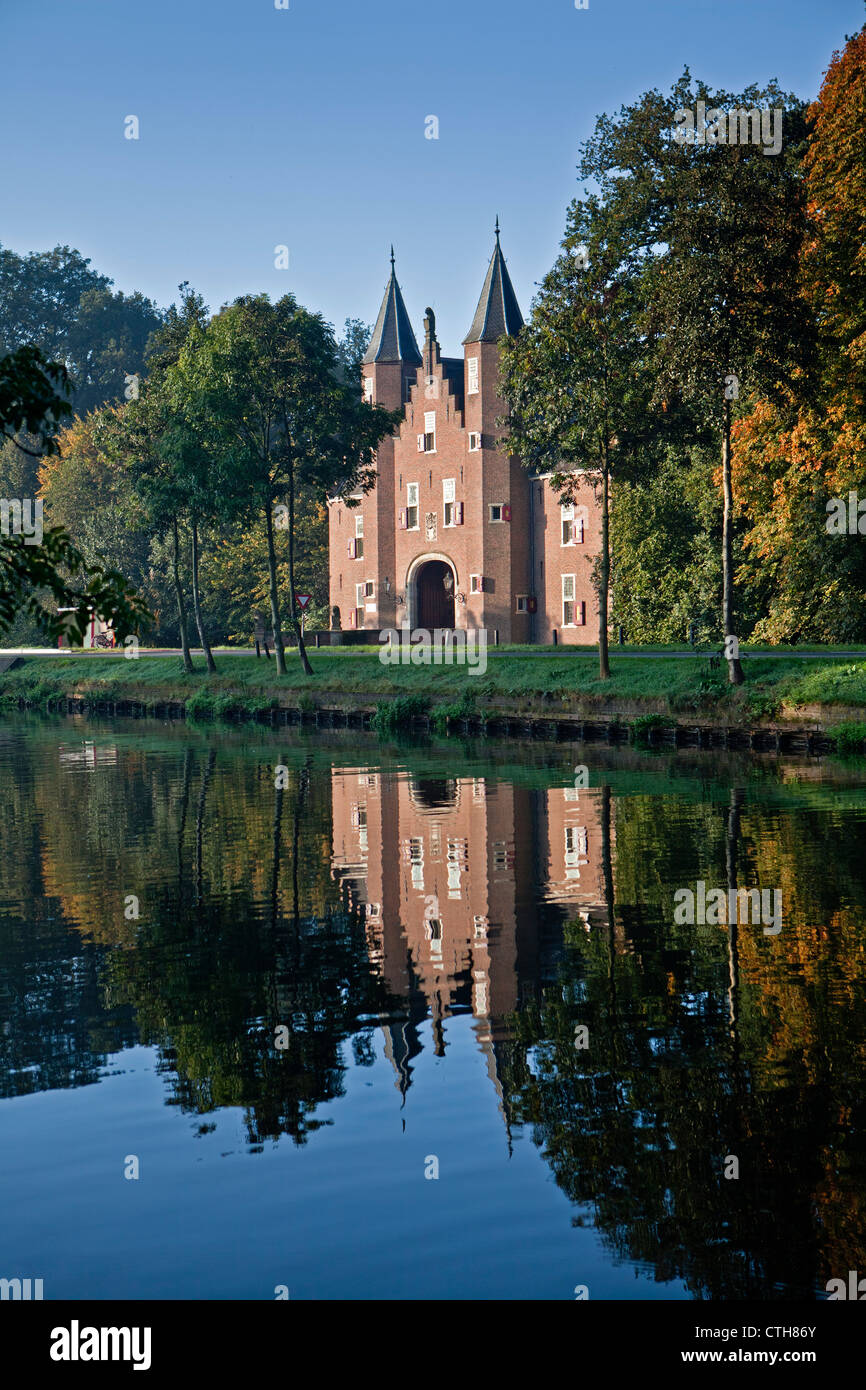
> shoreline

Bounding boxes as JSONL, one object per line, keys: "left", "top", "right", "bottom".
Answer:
{"left": 3, "top": 652, "right": 866, "bottom": 753}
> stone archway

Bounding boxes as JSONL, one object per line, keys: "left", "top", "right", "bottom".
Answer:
{"left": 411, "top": 557, "right": 456, "bottom": 630}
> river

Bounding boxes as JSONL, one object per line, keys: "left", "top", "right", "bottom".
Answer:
{"left": 1, "top": 714, "right": 864, "bottom": 1300}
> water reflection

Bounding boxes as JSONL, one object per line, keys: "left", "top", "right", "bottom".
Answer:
{"left": 1, "top": 718, "right": 865, "bottom": 1299}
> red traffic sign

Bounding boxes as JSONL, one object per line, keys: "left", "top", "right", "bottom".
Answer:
{"left": 294, "top": 593, "right": 312, "bottom": 611}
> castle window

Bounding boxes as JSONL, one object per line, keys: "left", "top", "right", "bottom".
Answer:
{"left": 467, "top": 357, "right": 479, "bottom": 395}
{"left": 516, "top": 595, "right": 529, "bottom": 613}
{"left": 562, "top": 574, "right": 576, "bottom": 625}
{"left": 354, "top": 513, "right": 364, "bottom": 559}
{"left": 402, "top": 376, "right": 412, "bottom": 404}
{"left": 468, "top": 432, "right": 481, "bottom": 451}
{"left": 423, "top": 411, "right": 436, "bottom": 452}
{"left": 364, "top": 377, "right": 374, "bottom": 403}
{"left": 561, "top": 502, "right": 574, "bottom": 546}
{"left": 443, "top": 478, "right": 456, "bottom": 527}
{"left": 405, "top": 483, "right": 419, "bottom": 530}
{"left": 470, "top": 574, "right": 485, "bottom": 594}
{"left": 489, "top": 503, "right": 511, "bottom": 523}
{"left": 565, "top": 825, "right": 588, "bottom": 876}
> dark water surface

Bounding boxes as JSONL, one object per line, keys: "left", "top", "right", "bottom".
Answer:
{"left": 1, "top": 714, "right": 865, "bottom": 1300}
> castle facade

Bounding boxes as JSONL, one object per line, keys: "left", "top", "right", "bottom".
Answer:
{"left": 328, "top": 226, "right": 601, "bottom": 644}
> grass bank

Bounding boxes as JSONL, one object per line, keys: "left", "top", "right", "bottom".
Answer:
{"left": 2, "top": 649, "right": 866, "bottom": 744}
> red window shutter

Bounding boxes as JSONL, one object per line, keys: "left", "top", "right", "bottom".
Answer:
{"left": 578, "top": 601, "right": 586, "bottom": 625}
{"left": 528, "top": 597, "right": 538, "bottom": 613}
{"left": 417, "top": 434, "right": 425, "bottom": 452}
{"left": 502, "top": 505, "right": 511, "bottom": 522}
{"left": 347, "top": 538, "right": 356, "bottom": 558}
{"left": 455, "top": 502, "right": 464, "bottom": 525}
{"left": 348, "top": 609, "right": 356, "bottom": 628}
{"left": 399, "top": 509, "right": 407, "bottom": 529}
{"left": 572, "top": 519, "right": 584, "bottom": 543}
{"left": 479, "top": 576, "right": 486, "bottom": 593}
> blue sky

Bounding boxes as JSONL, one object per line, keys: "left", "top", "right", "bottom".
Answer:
{"left": 1, "top": 0, "right": 861, "bottom": 355}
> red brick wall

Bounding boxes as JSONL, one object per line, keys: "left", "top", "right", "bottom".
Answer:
{"left": 532, "top": 473, "right": 600, "bottom": 645}
{"left": 328, "top": 329, "right": 603, "bottom": 645}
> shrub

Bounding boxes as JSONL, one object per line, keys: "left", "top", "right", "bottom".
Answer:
{"left": 370, "top": 694, "right": 431, "bottom": 733}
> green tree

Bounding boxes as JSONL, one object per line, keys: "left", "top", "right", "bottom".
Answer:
{"left": 500, "top": 198, "right": 654, "bottom": 678}
{"left": 581, "top": 73, "right": 813, "bottom": 681}
{"left": 0, "top": 347, "right": 148, "bottom": 643}
{"left": 181, "top": 294, "right": 399, "bottom": 676}
{"left": 0, "top": 243, "right": 162, "bottom": 415}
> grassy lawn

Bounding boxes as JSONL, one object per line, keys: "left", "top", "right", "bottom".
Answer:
{"left": 2, "top": 648, "right": 866, "bottom": 724}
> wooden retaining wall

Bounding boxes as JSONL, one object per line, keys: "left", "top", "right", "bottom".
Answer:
{"left": 18, "top": 693, "right": 850, "bottom": 754}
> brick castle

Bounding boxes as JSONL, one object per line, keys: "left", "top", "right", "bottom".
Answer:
{"left": 328, "top": 224, "right": 601, "bottom": 643}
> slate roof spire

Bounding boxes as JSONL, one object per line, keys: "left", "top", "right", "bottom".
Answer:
{"left": 362, "top": 250, "right": 423, "bottom": 366}
{"left": 463, "top": 218, "right": 524, "bottom": 344}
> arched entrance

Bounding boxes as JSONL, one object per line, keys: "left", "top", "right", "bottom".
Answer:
{"left": 414, "top": 559, "right": 456, "bottom": 630}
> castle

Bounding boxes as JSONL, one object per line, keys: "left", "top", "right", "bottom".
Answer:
{"left": 327, "top": 224, "right": 601, "bottom": 644}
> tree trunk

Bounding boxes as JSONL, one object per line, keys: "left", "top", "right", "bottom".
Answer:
{"left": 600, "top": 781, "right": 620, "bottom": 1051}
{"left": 722, "top": 399, "right": 745, "bottom": 685}
{"left": 264, "top": 497, "right": 288, "bottom": 676}
{"left": 286, "top": 460, "right": 313, "bottom": 676}
{"left": 195, "top": 748, "right": 216, "bottom": 904}
{"left": 598, "top": 447, "right": 611, "bottom": 680}
{"left": 725, "top": 786, "right": 744, "bottom": 1045}
{"left": 190, "top": 518, "right": 217, "bottom": 674}
{"left": 171, "top": 516, "right": 194, "bottom": 674}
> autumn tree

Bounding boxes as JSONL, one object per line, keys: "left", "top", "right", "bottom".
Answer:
{"left": 732, "top": 25, "right": 866, "bottom": 641}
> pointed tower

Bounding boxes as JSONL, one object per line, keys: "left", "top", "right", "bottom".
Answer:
{"left": 462, "top": 220, "right": 530, "bottom": 646}
{"left": 362, "top": 247, "right": 422, "bottom": 410}
{"left": 462, "top": 217, "right": 524, "bottom": 348}
{"left": 330, "top": 250, "right": 419, "bottom": 637}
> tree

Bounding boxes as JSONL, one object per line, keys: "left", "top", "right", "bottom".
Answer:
{"left": 0, "top": 243, "right": 162, "bottom": 415}
{"left": 0, "top": 245, "right": 109, "bottom": 358}
{"left": 581, "top": 73, "right": 813, "bottom": 681}
{"left": 38, "top": 412, "right": 153, "bottom": 619}
{"left": 99, "top": 284, "right": 225, "bottom": 672}
{"left": 609, "top": 442, "right": 731, "bottom": 645}
{"left": 500, "top": 198, "right": 654, "bottom": 678}
{"left": 335, "top": 318, "right": 372, "bottom": 381}
{"left": 100, "top": 384, "right": 198, "bottom": 671}
{"left": 0, "top": 347, "right": 148, "bottom": 643}
{"left": 180, "top": 294, "right": 399, "bottom": 676}
{"left": 731, "top": 25, "right": 866, "bottom": 642}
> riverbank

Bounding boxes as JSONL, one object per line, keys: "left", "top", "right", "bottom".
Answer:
{"left": 2, "top": 650, "right": 866, "bottom": 751}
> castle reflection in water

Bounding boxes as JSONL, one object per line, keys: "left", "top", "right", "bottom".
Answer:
{"left": 330, "top": 766, "right": 614, "bottom": 1101}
